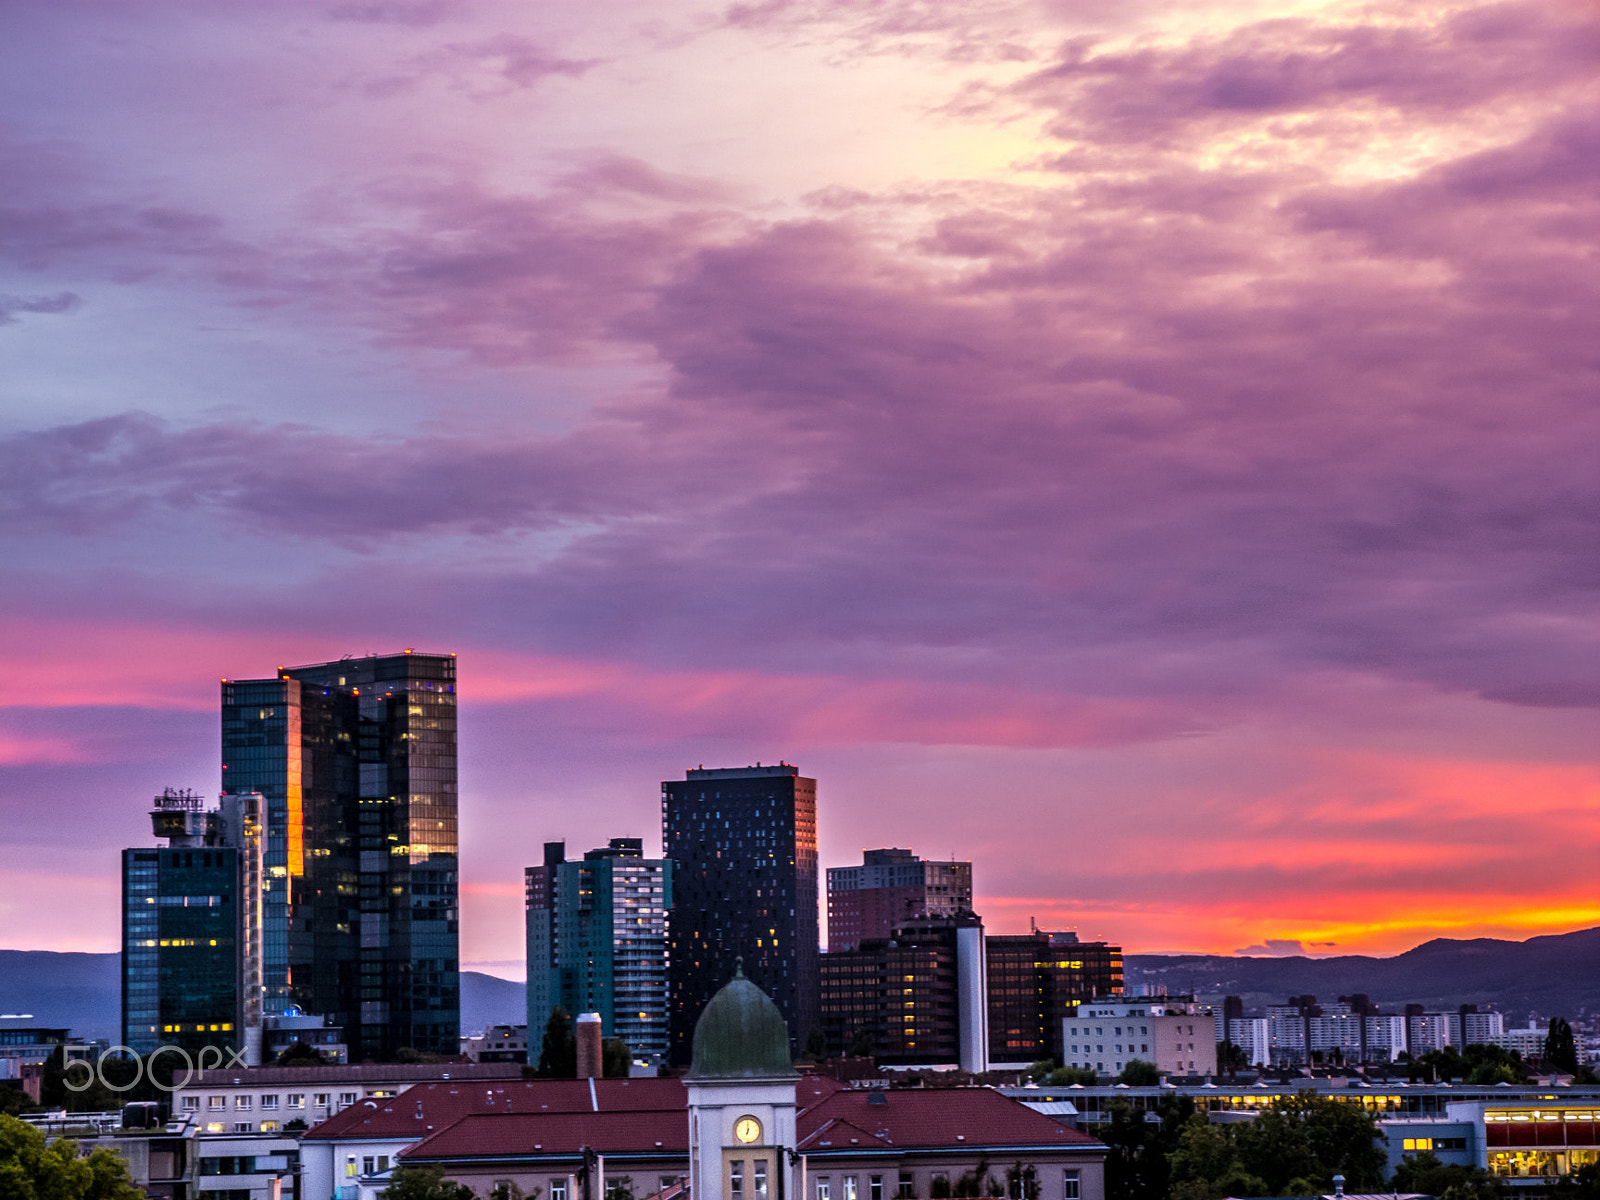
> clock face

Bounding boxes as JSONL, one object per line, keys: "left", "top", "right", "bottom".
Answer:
{"left": 734, "top": 1116, "right": 762, "bottom": 1144}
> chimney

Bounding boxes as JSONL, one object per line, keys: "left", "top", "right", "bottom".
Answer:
{"left": 576, "top": 1012, "right": 603, "bottom": 1079}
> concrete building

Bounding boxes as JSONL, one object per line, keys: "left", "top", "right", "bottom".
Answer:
{"left": 826, "top": 849, "right": 972, "bottom": 952}
{"left": 818, "top": 913, "right": 989, "bottom": 1071}
{"left": 1062, "top": 997, "right": 1217, "bottom": 1078}
{"left": 526, "top": 838, "right": 673, "bottom": 1063}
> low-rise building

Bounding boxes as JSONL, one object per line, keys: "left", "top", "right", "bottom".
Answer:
{"left": 172, "top": 1061, "right": 522, "bottom": 1135}
{"left": 1062, "top": 997, "right": 1217, "bottom": 1078}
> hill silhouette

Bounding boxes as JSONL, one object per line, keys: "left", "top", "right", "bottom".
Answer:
{"left": 1125, "top": 926, "right": 1600, "bottom": 1019}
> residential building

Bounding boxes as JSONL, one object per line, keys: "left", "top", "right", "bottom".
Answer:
{"left": 172, "top": 1061, "right": 523, "bottom": 1136}
{"left": 826, "top": 848, "right": 972, "bottom": 952}
{"left": 1062, "top": 996, "right": 1217, "bottom": 1077}
{"left": 221, "top": 650, "right": 460, "bottom": 1060}
{"left": 662, "top": 764, "right": 819, "bottom": 1063}
{"left": 121, "top": 788, "right": 264, "bottom": 1060}
{"left": 461, "top": 1024, "right": 529, "bottom": 1063}
{"left": 818, "top": 913, "right": 989, "bottom": 1070}
{"left": 525, "top": 838, "right": 674, "bottom": 1062}
{"left": 986, "top": 931, "right": 1123, "bottom": 1066}
{"left": 263, "top": 1009, "right": 348, "bottom": 1064}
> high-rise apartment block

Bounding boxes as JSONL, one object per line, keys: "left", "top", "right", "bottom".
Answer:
{"left": 826, "top": 848, "right": 972, "bottom": 951}
{"left": 986, "top": 930, "right": 1123, "bottom": 1066}
{"left": 122, "top": 788, "right": 263, "bottom": 1059}
{"left": 221, "top": 650, "right": 459, "bottom": 1061}
{"left": 525, "top": 838, "right": 674, "bottom": 1061}
{"left": 663, "top": 764, "right": 819, "bottom": 1064}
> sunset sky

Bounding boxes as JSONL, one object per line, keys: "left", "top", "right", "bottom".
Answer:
{"left": 1, "top": 1, "right": 1596, "bottom": 978}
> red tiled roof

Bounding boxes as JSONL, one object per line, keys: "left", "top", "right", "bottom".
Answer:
{"left": 303, "top": 1077, "right": 688, "bottom": 1141}
{"left": 796, "top": 1088, "right": 1102, "bottom": 1151}
{"left": 402, "top": 1109, "right": 689, "bottom": 1161}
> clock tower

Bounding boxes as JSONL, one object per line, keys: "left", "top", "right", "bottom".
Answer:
{"left": 685, "top": 961, "right": 801, "bottom": 1200}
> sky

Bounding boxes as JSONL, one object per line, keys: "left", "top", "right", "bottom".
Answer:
{"left": 1, "top": 0, "right": 1596, "bottom": 978}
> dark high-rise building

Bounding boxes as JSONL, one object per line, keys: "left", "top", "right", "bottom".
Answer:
{"left": 221, "top": 650, "right": 459, "bottom": 1061}
{"left": 826, "top": 848, "right": 973, "bottom": 951}
{"left": 525, "top": 838, "right": 674, "bottom": 1062}
{"left": 122, "top": 788, "right": 263, "bottom": 1059}
{"left": 985, "top": 930, "right": 1122, "bottom": 1065}
{"left": 663, "top": 764, "right": 818, "bottom": 1065}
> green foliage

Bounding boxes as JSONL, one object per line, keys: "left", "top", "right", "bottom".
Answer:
{"left": 846, "top": 1027, "right": 876, "bottom": 1058}
{"left": 605, "top": 1176, "right": 635, "bottom": 1200}
{"left": 1102, "top": 1096, "right": 1196, "bottom": 1200}
{"left": 0, "top": 1087, "right": 32, "bottom": 1117}
{"left": 1545, "top": 1018, "right": 1579, "bottom": 1074}
{"left": 1118, "top": 1060, "right": 1161, "bottom": 1086}
{"left": 537, "top": 1007, "right": 577, "bottom": 1078}
{"left": 1026, "top": 1060, "right": 1055, "bottom": 1083}
{"left": 1391, "top": 1150, "right": 1497, "bottom": 1200}
{"left": 930, "top": 1175, "right": 953, "bottom": 1199}
{"left": 1408, "top": 1042, "right": 1529, "bottom": 1084}
{"left": 1217, "top": 1041, "right": 1249, "bottom": 1072}
{"left": 381, "top": 1163, "right": 477, "bottom": 1200}
{"left": 602, "top": 1038, "right": 632, "bottom": 1079}
{"left": 392, "top": 1047, "right": 443, "bottom": 1064}
{"left": 1004, "top": 1163, "right": 1039, "bottom": 1200}
{"left": 276, "top": 1041, "right": 325, "bottom": 1066}
{"left": 804, "top": 1027, "right": 827, "bottom": 1061}
{"left": 952, "top": 1157, "right": 996, "bottom": 1198}
{"left": 1048, "top": 1066, "right": 1097, "bottom": 1086}
{"left": 0, "top": 1113, "right": 145, "bottom": 1200}
{"left": 1160, "top": 1092, "right": 1386, "bottom": 1200}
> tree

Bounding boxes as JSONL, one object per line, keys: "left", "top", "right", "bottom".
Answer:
{"left": 846, "top": 1027, "right": 876, "bottom": 1058}
{"left": 602, "top": 1038, "right": 632, "bottom": 1078}
{"left": 1047, "top": 1066, "right": 1097, "bottom": 1087}
{"left": 1102, "top": 1095, "right": 1195, "bottom": 1200}
{"left": 393, "top": 1047, "right": 443, "bottom": 1064}
{"left": 537, "top": 1007, "right": 577, "bottom": 1078}
{"left": 1545, "top": 1018, "right": 1579, "bottom": 1074}
{"left": 276, "top": 1041, "right": 325, "bottom": 1066}
{"left": 1391, "top": 1150, "right": 1497, "bottom": 1200}
{"left": 1217, "top": 1041, "right": 1249, "bottom": 1076}
{"left": 1118, "top": 1060, "right": 1161, "bottom": 1086}
{"left": 0, "top": 1113, "right": 144, "bottom": 1200}
{"left": 381, "top": 1164, "right": 477, "bottom": 1200}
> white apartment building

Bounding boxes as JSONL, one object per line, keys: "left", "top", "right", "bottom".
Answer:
{"left": 1063, "top": 999, "right": 1217, "bottom": 1077}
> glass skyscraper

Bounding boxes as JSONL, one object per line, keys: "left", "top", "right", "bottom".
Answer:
{"left": 662, "top": 764, "right": 818, "bottom": 1064}
{"left": 221, "top": 650, "right": 459, "bottom": 1061}
{"left": 122, "top": 788, "right": 263, "bottom": 1058}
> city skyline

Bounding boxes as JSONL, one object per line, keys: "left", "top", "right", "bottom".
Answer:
{"left": 1, "top": 1, "right": 1597, "bottom": 969}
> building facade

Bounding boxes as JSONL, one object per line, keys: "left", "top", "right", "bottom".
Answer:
{"left": 1062, "top": 997, "right": 1217, "bottom": 1078}
{"left": 525, "top": 838, "right": 674, "bottom": 1061}
{"left": 663, "top": 764, "right": 819, "bottom": 1064}
{"left": 826, "top": 848, "right": 973, "bottom": 952}
{"left": 986, "top": 931, "right": 1123, "bottom": 1066}
{"left": 221, "top": 650, "right": 460, "bottom": 1060}
{"left": 818, "top": 913, "right": 989, "bottom": 1070}
{"left": 121, "top": 788, "right": 263, "bottom": 1059}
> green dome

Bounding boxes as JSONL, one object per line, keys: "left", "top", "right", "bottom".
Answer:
{"left": 689, "top": 962, "right": 797, "bottom": 1079}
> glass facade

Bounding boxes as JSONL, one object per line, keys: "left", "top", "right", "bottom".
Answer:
{"left": 527, "top": 839, "right": 674, "bottom": 1061}
{"left": 985, "top": 931, "right": 1123, "bottom": 1064}
{"left": 121, "top": 845, "right": 242, "bottom": 1056}
{"left": 221, "top": 651, "right": 459, "bottom": 1060}
{"left": 663, "top": 764, "right": 818, "bottom": 1064}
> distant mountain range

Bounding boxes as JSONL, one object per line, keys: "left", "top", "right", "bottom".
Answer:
{"left": 0, "top": 951, "right": 527, "bottom": 1043}
{"left": 1124, "top": 925, "right": 1600, "bottom": 1020}
{"left": 4, "top": 926, "right": 1596, "bottom": 1044}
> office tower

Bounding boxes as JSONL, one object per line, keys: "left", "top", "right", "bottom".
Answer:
{"left": 985, "top": 930, "right": 1122, "bottom": 1066}
{"left": 826, "top": 848, "right": 973, "bottom": 951}
{"left": 525, "top": 838, "right": 674, "bottom": 1061}
{"left": 663, "top": 764, "right": 818, "bottom": 1065}
{"left": 818, "top": 912, "right": 988, "bottom": 1070}
{"left": 221, "top": 650, "right": 459, "bottom": 1061}
{"left": 122, "top": 788, "right": 263, "bottom": 1059}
